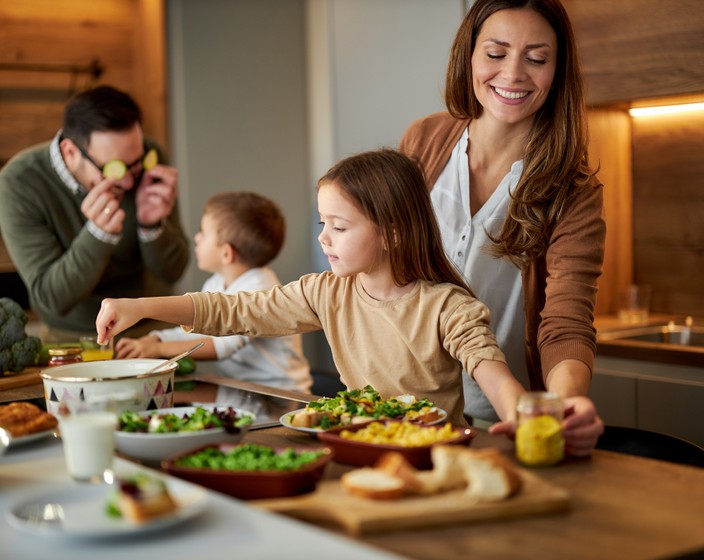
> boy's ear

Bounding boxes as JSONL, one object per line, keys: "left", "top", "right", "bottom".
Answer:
{"left": 222, "top": 242, "right": 238, "bottom": 264}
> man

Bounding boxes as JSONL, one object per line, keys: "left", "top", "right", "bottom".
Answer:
{"left": 0, "top": 85, "right": 189, "bottom": 341}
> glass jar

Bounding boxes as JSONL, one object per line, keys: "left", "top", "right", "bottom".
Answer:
{"left": 515, "top": 391, "right": 565, "bottom": 467}
{"left": 47, "top": 347, "right": 83, "bottom": 367}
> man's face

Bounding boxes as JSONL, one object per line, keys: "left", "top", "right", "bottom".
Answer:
{"left": 64, "top": 123, "right": 146, "bottom": 192}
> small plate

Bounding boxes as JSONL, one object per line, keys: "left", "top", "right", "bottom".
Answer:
{"left": 8, "top": 429, "right": 58, "bottom": 447}
{"left": 279, "top": 407, "right": 448, "bottom": 434}
{"left": 317, "top": 421, "right": 474, "bottom": 470}
{"left": 6, "top": 476, "right": 208, "bottom": 539}
{"left": 114, "top": 405, "right": 254, "bottom": 463}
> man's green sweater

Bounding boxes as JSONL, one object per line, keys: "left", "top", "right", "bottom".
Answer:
{"left": 0, "top": 139, "right": 189, "bottom": 334}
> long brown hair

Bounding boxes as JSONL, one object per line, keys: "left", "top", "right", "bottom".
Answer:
{"left": 318, "top": 149, "right": 473, "bottom": 294}
{"left": 445, "top": 0, "right": 596, "bottom": 267}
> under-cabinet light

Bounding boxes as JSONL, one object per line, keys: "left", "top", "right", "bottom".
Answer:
{"left": 629, "top": 102, "right": 704, "bottom": 117}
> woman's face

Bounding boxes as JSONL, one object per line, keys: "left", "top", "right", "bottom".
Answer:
{"left": 471, "top": 8, "right": 557, "bottom": 127}
{"left": 317, "top": 182, "right": 386, "bottom": 279}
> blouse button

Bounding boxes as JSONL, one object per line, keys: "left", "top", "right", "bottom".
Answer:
{"left": 461, "top": 235, "right": 466, "bottom": 241}
{"left": 458, "top": 251, "right": 463, "bottom": 257}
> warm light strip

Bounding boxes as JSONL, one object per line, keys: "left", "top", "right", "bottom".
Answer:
{"left": 629, "top": 102, "right": 704, "bottom": 117}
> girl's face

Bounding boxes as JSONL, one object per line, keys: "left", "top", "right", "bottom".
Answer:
{"left": 317, "top": 182, "right": 387, "bottom": 279}
{"left": 194, "top": 212, "right": 226, "bottom": 274}
{"left": 471, "top": 8, "right": 557, "bottom": 127}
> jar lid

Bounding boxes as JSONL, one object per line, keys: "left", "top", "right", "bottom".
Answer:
{"left": 48, "top": 346, "right": 82, "bottom": 357}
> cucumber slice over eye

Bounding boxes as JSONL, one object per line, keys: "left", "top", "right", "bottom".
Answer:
{"left": 103, "top": 160, "right": 127, "bottom": 180}
{"left": 143, "top": 148, "right": 158, "bottom": 170}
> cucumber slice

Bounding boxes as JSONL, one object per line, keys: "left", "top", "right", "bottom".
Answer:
{"left": 143, "top": 148, "right": 158, "bottom": 170}
{"left": 103, "top": 160, "right": 127, "bottom": 180}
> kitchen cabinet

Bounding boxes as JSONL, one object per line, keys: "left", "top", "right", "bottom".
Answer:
{"left": 590, "top": 356, "right": 704, "bottom": 447}
{"left": 562, "top": 0, "right": 704, "bottom": 105}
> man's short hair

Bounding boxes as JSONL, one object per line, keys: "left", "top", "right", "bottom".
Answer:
{"left": 63, "top": 85, "right": 142, "bottom": 146}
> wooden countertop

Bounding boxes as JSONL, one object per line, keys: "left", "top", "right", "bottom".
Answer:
{"left": 245, "top": 427, "right": 704, "bottom": 560}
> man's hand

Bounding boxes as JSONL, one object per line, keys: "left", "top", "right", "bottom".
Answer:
{"left": 80, "top": 177, "right": 125, "bottom": 234}
{"left": 135, "top": 164, "right": 178, "bottom": 227}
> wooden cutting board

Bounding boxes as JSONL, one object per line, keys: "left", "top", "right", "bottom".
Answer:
{"left": 0, "top": 367, "right": 43, "bottom": 390}
{"left": 254, "top": 468, "right": 570, "bottom": 536}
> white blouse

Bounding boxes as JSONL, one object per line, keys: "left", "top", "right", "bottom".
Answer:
{"left": 431, "top": 128, "right": 528, "bottom": 421}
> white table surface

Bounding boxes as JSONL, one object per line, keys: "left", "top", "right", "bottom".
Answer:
{"left": 0, "top": 435, "right": 404, "bottom": 560}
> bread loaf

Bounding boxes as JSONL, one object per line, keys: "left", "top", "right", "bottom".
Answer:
{"left": 458, "top": 448, "right": 522, "bottom": 501}
{"left": 374, "top": 451, "right": 425, "bottom": 494}
{"left": 340, "top": 467, "right": 406, "bottom": 500}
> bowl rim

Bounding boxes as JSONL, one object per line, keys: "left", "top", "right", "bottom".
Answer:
{"left": 40, "top": 358, "right": 177, "bottom": 382}
{"left": 161, "top": 444, "right": 334, "bottom": 478}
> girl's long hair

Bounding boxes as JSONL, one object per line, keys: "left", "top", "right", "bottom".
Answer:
{"left": 318, "top": 149, "right": 473, "bottom": 294}
{"left": 445, "top": 0, "right": 597, "bottom": 267}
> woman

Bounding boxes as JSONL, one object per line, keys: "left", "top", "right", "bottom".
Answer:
{"left": 399, "top": 0, "right": 604, "bottom": 456}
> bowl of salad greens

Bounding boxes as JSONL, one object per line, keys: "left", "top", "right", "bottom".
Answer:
{"left": 114, "top": 405, "right": 255, "bottom": 463}
{"left": 162, "top": 443, "right": 333, "bottom": 500}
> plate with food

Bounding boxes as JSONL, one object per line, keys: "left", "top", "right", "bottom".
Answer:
{"left": 317, "top": 420, "right": 474, "bottom": 470}
{"left": 0, "top": 402, "right": 59, "bottom": 446}
{"left": 114, "top": 405, "right": 255, "bottom": 462}
{"left": 279, "top": 385, "right": 447, "bottom": 433}
{"left": 162, "top": 442, "right": 334, "bottom": 500}
{"left": 6, "top": 471, "right": 208, "bottom": 539}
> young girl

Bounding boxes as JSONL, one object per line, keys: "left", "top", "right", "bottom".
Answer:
{"left": 96, "top": 149, "right": 526, "bottom": 426}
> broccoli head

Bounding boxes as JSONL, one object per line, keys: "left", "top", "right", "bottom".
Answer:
{"left": 0, "top": 348, "right": 12, "bottom": 374}
{"left": 9, "top": 336, "right": 42, "bottom": 372}
{"left": 0, "top": 297, "right": 28, "bottom": 325}
{"left": 0, "top": 298, "right": 38, "bottom": 373}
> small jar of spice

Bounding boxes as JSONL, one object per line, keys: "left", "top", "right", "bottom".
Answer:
{"left": 515, "top": 391, "right": 565, "bottom": 467}
{"left": 47, "top": 347, "right": 83, "bottom": 367}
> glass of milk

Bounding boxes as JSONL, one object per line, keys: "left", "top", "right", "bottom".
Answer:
{"left": 58, "top": 397, "right": 118, "bottom": 483}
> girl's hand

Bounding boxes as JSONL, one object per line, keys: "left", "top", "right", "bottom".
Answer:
{"left": 488, "top": 419, "right": 517, "bottom": 439}
{"left": 96, "top": 298, "right": 143, "bottom": 345}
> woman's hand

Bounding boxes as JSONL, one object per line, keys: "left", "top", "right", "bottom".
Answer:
{"left": 487, "top": 395, "right": 604, "bottom": 458}
{"left": 562, "top": 396, "right": 604, "bottom": 457}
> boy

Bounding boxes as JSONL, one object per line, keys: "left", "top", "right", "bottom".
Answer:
{"left": 116, "top": 192, "right": 311, "bottom": 405}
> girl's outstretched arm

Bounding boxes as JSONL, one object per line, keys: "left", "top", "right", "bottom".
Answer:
{"left": 96, "top": 295, "right": 195, "bottom": 345}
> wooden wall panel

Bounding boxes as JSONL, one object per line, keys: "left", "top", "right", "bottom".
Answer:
{"left": 563, "top": 0, "right": 704, "bottom": 106}
{"left": 587, "top": 109, "right": 633, "bottom": 315}
{"left": 632, "top": 110, "right": 704, "bottom": 316}
{"left": 0, "top": 0, "right": 167, "bottom": 165}
{"left": 0, "top": 0, "right": 166, "bottom": 274}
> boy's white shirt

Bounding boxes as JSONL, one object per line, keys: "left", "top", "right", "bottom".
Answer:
{"left": 153, "top": 267, "right": 311, "bottom": 392}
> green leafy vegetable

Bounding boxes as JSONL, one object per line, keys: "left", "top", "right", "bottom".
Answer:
{"left": 175, "top": 443, "right": 325, "bottom": 472}
{"left": 118, "top": 406, "right": 253, "bottom": 434}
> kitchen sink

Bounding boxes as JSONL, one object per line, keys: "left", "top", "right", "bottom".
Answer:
{"left": 597, "top": 320, "right": 704, "bottom": 367}
{"left": 598, "top": 325, "right": 704, "bottom": 348}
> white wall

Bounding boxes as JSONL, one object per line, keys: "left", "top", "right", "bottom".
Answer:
{"left": 167, "top": 0, "right": 464, "bottom": 368}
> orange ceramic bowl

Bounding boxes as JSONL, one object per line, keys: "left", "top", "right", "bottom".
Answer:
{"left": 162, "top": 443, "right": 333, "bottom": 500}
{"left": 317, "top": 421, "right": 474, "bottom": 470}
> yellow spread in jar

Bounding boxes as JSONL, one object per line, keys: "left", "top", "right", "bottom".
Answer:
{"left": 515, "top": 414, "right": 564, "bottom": 466}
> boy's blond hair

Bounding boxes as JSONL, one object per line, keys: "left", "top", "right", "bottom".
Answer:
{"left": 204, "top": 192, "right": 285, "bottom": 267}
